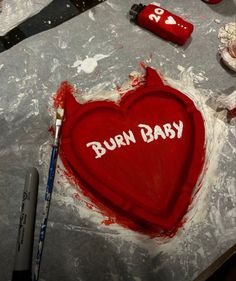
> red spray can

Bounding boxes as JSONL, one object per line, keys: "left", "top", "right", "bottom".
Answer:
{"left": 129, "top": 3, "right": 194, "bottom": 45}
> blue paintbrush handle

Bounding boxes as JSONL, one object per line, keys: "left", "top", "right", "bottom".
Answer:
{"left": 33, "top": 146, "right": 59, "bottom": 281}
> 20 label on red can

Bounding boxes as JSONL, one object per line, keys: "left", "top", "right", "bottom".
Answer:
{"left": 136, "top": 2, "right": 194, "bottom": 45}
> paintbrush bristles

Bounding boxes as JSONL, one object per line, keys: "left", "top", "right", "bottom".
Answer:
{"left": 55, "top": 108, "right": 64, "bottom": 126}
{"left": 54, "top": 108, "right": 64, "bottom": 146}
{"left": 56, "top": 108, "right": 64, "bottom": 120}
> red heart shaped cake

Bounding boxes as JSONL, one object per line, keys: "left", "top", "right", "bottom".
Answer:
{"left": 59, "top": 67, "right": 205, "bottom": 235}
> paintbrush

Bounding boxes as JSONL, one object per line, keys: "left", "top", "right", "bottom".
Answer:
{"left": 33, "top": 108, "right": 64, "bottom": 281}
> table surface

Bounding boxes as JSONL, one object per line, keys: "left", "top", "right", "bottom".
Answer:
{"left": 0, "top": 0, "right": 104, "bottom": 51}
{"left": 0, "top": 1, "right": 235, "bottom": 281}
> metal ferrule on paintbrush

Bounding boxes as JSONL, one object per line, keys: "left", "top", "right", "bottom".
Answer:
{"left": 54, "top": 108, "right": 64, "bottom": 146}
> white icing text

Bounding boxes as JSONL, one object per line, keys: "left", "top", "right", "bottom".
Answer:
{"left": 86, "top": 120, "right": 183, "bottom": 159}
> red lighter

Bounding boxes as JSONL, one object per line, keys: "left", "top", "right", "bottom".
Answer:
{"left": 129, "top": 3, "right": 194, "bottom": 45}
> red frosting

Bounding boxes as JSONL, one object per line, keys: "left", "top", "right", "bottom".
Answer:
{"left": 136, "top": 4, "right": 194, "bottom": 45}
{"left": 58, "top": 68, "right": 205, "bottom": 236}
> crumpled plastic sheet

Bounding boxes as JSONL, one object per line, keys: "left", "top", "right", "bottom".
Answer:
{"left": 0, "top": 0, "right": 53, "bottom": 36}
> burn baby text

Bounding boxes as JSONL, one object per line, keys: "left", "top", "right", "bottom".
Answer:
{"left": 86, "top": 120, "right": 183, "bottom": 159}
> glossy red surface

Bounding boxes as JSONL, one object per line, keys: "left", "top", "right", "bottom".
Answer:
{"left": 59, "top": 67, "right": 205, "bottom": 235}
{"left": 136, "top": 4, "right": 194, "bottom": 45}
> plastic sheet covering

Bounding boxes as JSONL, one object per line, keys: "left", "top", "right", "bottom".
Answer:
{"left": 0, "top": 1, "right": 235, "bottom": 280}
{"left": 0, "top": 0, "right": 53, "bottom": 36}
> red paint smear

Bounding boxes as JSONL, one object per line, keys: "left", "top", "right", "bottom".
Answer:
{"left": 53, "top": 81, "right": 74, "bottom": 109}
{"left": 85, "top": 202, "right": 94, "bottom": 210}
{"left": 57, "top": 68, "right": 206, "bottom": 237}
{"left": 128, "top": 73, "right": 145, "bottom": 88}
{"left": 197, "top": 15, "right": 205, "bottom": 21}
{"left": 48, "top": 125, "right": 55, "bottom": 135}
{"left": 139, "top": 61, "right": 146, "bottom": 70}
{"left": 74, "top": 192, "right": 81, "bottom": 200}
{"left": 102, "top": 218, "right": 116, "bottom": 226}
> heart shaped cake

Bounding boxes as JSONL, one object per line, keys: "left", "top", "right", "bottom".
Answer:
{"left": 59, "top": 67, "right": 205, "bottom": 235}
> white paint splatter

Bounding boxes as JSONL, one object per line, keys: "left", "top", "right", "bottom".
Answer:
{"left": 72, "top": 57, "right": 98, "bottom": 74}
{"left": 177, "top": 65, "right": 185, "bottom": 72}
{"left": 205, "top": 27, "right": 216, "bottom": 35}
{"left": 177, "top": 65, "right": 209, "bottom": 83}
{"left": 88, "top": 10, "right": 95, "bottom": 21}
{"left": 93, "top": 53, "right": 110, "bottom": 60}
{"left": 89, "top": 36, "right": 95, "bottom": 42}
{"left": 82, "top": 36, "right": 95, "bottom": 48}
{"left": 59, "top": 41, "right": 67, "bottom": 49}
{"left": 51, "top": 58, "right": 60, "bottom": 73}
{"left": 106, "top": 0, "right": 120, "bottom": 11}
{"left": 72, "top": 53, "right": 111, "bottom": 74}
